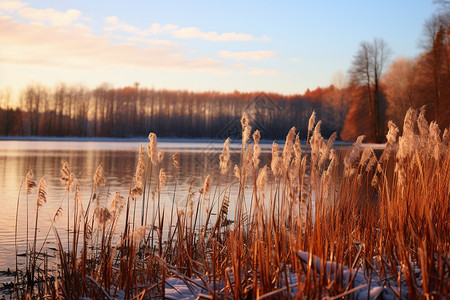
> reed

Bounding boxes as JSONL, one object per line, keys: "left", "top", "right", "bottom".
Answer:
{"left": 12, "top": 107, "right": 449, "bottom": 299}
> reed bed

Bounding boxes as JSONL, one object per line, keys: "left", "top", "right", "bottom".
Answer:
{"left": 11, "top": 108, "right": 450, "bottom": 299}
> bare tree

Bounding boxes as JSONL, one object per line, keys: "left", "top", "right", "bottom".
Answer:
{"left": 418, "top": 11, "right": 450, "bottom": 126}
{"left": 20, "top": 84, "right": 48, "bottom": 135}
{"left": 383, "top": 57, "right": 419, "bottom": 126}
{"left": 347, "top": 38, "right": 391, "bottom": 142}
{"left": 0, "top": 88, "right": 11, "bottom": 135}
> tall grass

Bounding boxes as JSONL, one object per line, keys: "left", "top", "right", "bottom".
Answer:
{"left": 13, "top": 107, "right": 449, "bottom": 299}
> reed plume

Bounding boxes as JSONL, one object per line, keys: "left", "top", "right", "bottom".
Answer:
{"left": 233, "top": 164, "right": 240, "bottom": 180}
{"left": 172, "top": 153, "right": 180, "bottom": 169}
{"left": 200, "top": 174, "right": 211, "bottom": 196}
{"left": 131, "top": 226, "right": 146, "bottom": 246}
{"left": 253, "top": 131, "right": 261, "bottom": 169}
{"left": 219, "top": 138, "right": 231, "bottom": 175}
{"left": 158, "top": 150, "right": 164, "bottom": 163}
{"left": 148, "top": 132, "right": 158, "bottom": 165}
{"left": 256, "top": 166, "right": 267, "bottom": 202}
{"left": 319, "top": 131, "right": 336, "bottom": 168}
{"left": 282, "top": 126, "right": 296, "bottom": 171}
{"left": 429, "top": 121, "right": 442, "bottom": 160}
{"left": 310, "top": 121, "right": 324, "bottom": 169}
{"left": 109, "top": 192, "right": 124, "bottom": 217}
{"left": 131, "top": 145, "right": 145, "bottom": 197}
{"left": 343, "top": 135, "right": 365, "bottom": 177}
{"left": 271, "top": 142, "right": 282, "bottom": 178}
{"left": 93, "top": 164, "right": 106, "bottom": 189}
{"left": 60, "top": 160, "right": 74, "bottom": 192}
{"left": 159, "top": 168, "right": 167, "bottom": 190}
{"left": 241, "top": 114, "right": 251, "bottom": 149}
{"left": 25, "top": 170, "right": 36, "bottom": 195}
{"left": 381, "top": 120, "right": 399, "bottom": 161}
{"left": 37, "top": 177, "right": 47, "bottom": 208}
{"left": 95, "top": 207, "right": 112, "bottom": 227}
{"left": 308, "top": 110, "right": 316, "bottom": 133}
{"left": 398, "top": 108, "right": 418, "bottom": 161}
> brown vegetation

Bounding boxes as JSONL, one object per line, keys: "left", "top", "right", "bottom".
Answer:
{"left": 12, "top": 108, "right": 450, "bottom": 299}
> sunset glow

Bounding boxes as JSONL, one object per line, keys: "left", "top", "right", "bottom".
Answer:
{"left": 0, "top": 0, "right": 435, "bottom": 99}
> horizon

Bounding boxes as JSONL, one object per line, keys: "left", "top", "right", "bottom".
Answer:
{"left": 0, "top": 0, "right": 438, "bottom": 104}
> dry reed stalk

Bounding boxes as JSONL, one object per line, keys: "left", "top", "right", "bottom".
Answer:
{"left": 14, "top": 108, "right": 450, "bottom": 299}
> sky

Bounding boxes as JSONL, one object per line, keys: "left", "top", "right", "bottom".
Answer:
{"left": 0, "top": 0, "right": 438, "bottom": 100}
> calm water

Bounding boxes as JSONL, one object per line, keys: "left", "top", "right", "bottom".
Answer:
{"left": 0, "top": 139, "right": 274, "bottom": 283}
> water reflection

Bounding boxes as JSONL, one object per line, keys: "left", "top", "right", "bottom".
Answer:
{"left": 0, "top": 140, "right": 274, "bottom": 272}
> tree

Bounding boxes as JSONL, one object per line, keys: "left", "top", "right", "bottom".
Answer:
{"left": 343, "top": 38, "right": 391, "bottom": 142}
{"left": 20, "top": 84, "right": 49, "bottom": 136}
{"left": 324, "top": 71, "right": 350, "bottom": 137}
{"left": 0, "top": 87, "right": 12, "bottom": 135}
{"left": 417, "top": 11, "right": 450, "bottom": 128}
{"left": 382, "top": 57, "right": 419, "bottom": 126}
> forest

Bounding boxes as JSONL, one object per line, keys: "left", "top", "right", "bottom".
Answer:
{"left": 0, "top": 4, "right": 449, "bottom": 142}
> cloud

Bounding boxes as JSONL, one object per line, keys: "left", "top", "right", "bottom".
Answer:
{"left": 219, "top": 50, "right": 276, "bottom": 61}
{"left": 18, "top": 7, "right": 82, "bottom": 26}
{"left": 0, "top": 17, "right": 223, "bottom": 72}
{"left": 172, "top": 27, "right": 269, "bottom": 41}
{"left": 104, "top": 17, "right": 269, "bottom": 42}
{"left": 104, "top": 20, "right": 178, "bottom": 37}
{"left": 248, "top": 68, "right": 281, "bottom": 76}
{"left": 290, "top": 57, "right": 301, "bottom": 62}
{"left": 173, "top": 27, "right": 260, "bottom": 41}
{"left": 105, "top": 15, "right": 118, "bottom": 25}
{"left": 0, "top": 1, "right": 28, "bottom": 13}
{"left": 113, "top": 35, "right": 180, "bottom": 47}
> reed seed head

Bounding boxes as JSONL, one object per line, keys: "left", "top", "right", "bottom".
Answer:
{"left": 271, "top": 141, "right": 282, "bottom": 178}
{"left": 132, "top": 226, "right": 146, "bottom": 246}
{"left": 60, "top": 160, "right": 74, "bottom": 192}
{"left": 219, "top": 138, "right": 231, "bottom": 175}
{"left": 25, "top": 169, "right": 36, "bottom": 195}
{"left": 173, "top": 153, "right": 180, "bottom": 169}
{"left": 253, "top": 130, "right": 260, "bottom": 144}
{"left": 158, "top": 150, "right": 164, "bottom": 163}
{"left": 131, "top": 145, "right": 145, "bottom": 197}
{"left": 308, "top": 111, "right": 316, "bottom": 133}
{"left": 37, "top": 177, "right": 47, "bottom": 208}
{"left": 147, "top": 132, "right": 158, "bottom": 165}
{"left": 282, "top": 126, "right": 296, "bottom": 171}
{"left": 93, "top": 164, "right": 106, "bottom": 189}
{"left": 96, "top": 206, "right": 112, "bottom": 226}
{"left": 159, "top": 168, "right": 167, "bottom": 190}
{"left": 200, "top": 174, "right": 211, "bottom": 195}
{"left": 257, "top": 165, "right": 267, "bottom": 200}
{"left": 233, "top": 164, "right": 240, "bottom": 180}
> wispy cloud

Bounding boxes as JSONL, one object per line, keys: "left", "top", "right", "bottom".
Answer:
{"left": 248, "top": 67, "right": 281, "bottom": 76}
{"left": 104, "top": 16, "right": 269, "bottom": 42}
{"left": 172, "top": 27, "right": 269, "bottom": 41}
{"left": 113, "top": 35, "right": 180, "bottom": 47}
{"left": 18, "top": 7, "right": 82, "bottom": 26}
{"left": 105, "top": 15, "right": 118, "bottom": 25}
{"left": 104, "top": 19, "right": 177, "bottom": 36}
{"left": 0, "top": 16, "right": 222, "bottom": 72}
{"left": 219, "top": 50, "right": 276, "bottom": 60}
{"left": 0, "top": 1, "right": 28, "bottom": 13}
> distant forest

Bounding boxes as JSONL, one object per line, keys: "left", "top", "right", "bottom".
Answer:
{"left": 0, "top": 84, "right": 349, "bottom": 140}
{"left": 0, "top": 2, "right": 449, "bottom": 142}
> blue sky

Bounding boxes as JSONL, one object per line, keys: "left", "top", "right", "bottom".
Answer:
{"left": 0, "top": 0, "right": 437, "bottom": 97}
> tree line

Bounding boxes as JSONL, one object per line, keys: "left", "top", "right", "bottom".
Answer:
{"left": 1, "top": 1, "right": 449, "bottom": 142}
{"left": 342, "top": 1, "right": 450, "bottom": 142}
{"left": 0, "top": 83, "right": 350, "bottom": 140}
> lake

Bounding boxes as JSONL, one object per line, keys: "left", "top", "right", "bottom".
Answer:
{"left": 0, "top": 139, "right": 278, "bottom": 285}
